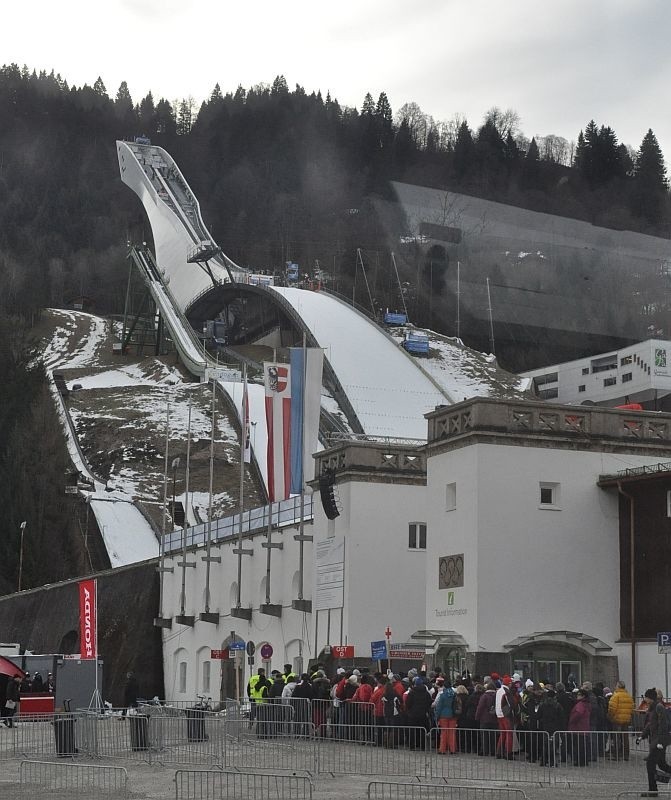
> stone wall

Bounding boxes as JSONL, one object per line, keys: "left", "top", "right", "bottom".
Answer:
{"left": 0, "top": 560, "right": 162, "bottom": 706}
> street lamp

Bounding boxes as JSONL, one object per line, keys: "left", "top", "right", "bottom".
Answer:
{"left": 17, "top": 521, "right": 27, "bottom": 592}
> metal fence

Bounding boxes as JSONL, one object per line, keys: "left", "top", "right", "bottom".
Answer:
{"left": 550, "top": 729, "right": 647, "bottom": 785}
{"left": 18, "top": 760, "right": 128, "bottom": 799}
{"left": 426, "top": 728, "right": 551, "bottom": 785}
{"left": 1, "top": 717, "right": 661, "bottom": 790}
{"left": 222, "top": 723, "right": 318, "bottom": 772}
{"left": 175, "top": 770, "right": 313, "bottom": 799}
{"left": 316, "top": 725, "right": 427, "bottom": 777}
{"left": 2, "top": 713, "right": 84, "bottom": 760}
{"left": 368, "top": 784, "right": 530, "bottom": 800}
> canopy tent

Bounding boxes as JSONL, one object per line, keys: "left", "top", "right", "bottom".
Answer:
{"left": 0, "top": 654, "right": 25, "bottom": 679}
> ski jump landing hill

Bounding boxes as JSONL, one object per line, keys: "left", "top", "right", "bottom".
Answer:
{"left": 117, "top": 140, "right": 457, "bottom": 442}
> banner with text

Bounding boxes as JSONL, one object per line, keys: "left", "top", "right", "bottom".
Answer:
{"left": 79, "top": 578, "right": 97, "bottom": 660}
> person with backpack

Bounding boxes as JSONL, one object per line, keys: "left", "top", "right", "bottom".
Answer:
{"left": 382, "top": 678, "right": 401, "bottom": 747}
{"left": 475, "top": 681, "right": 499, "bottom": 756}
{"left": 637, "top": 687, "right": 671, "bottom": 796}
{"left": 405, "top": 677, "right": 433, "bottom": 749}
{"left": 433, "top": 678, "right": 458, "bottom": 754}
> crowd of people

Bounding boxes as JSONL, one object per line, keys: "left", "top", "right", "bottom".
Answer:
{"left": 1, "top": 670, "right": 55, "bottom": 728}
{"left": 246, "top": 665, "right": 671, "bottom": 794}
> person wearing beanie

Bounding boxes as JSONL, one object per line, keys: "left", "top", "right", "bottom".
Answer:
{"left": 405, "top": 675, "right": 432, "bottom": 749}
{"left": 475, "top": 681, "right": 499, "bottom": 756}
{"left": 607, "top": 680, "right": 635, "bottom": 762}
{"left": 637, "top": 688, "right": 671, "bottom": 796}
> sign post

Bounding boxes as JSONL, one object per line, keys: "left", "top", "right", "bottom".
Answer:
{"left": 658, "top": 632, "right": 671, "bottom": 699}
{"left": 371, "top": 640, "right": 387, "bottom": 673}
{"left": 385, "top": 626, "right": 392, "bottom": 671}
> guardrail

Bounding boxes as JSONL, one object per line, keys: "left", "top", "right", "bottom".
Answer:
{"left": 368, "top": 784, "right": 529, "bottom": 800}
{"left": 19, "top": 760, "right": 128, "bottom": 799}
{"left": 175, "top": 770, "right": 313, "bottom": 800}
{"left": 162, "top": 495, "right": 313, "bottom": 554}
{"left": 0, "top": 715, "right": 655, "bottom": 787}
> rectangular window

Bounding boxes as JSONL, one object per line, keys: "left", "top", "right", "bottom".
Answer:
{"left": 179, "top": 661, "right": 187, "bottom": 694}
{"left": 578, "top": 385, "right": 586, "bottom": 392}
{"left": 622, "top": 372, "right": 632, "bottom": 383}
{"left": 202, "top": 661, "right": 211, "bottom": 694}
{"left": 446, "top": 482, "right": 457, "bottom": 511}
{"left": 539, "top": 387, "right": 559, "bottom": 399}
{"left": 604, "top": 377, "right": 617, "bottom": 387}
{"left": 539, "top": 482, "right": 560, "bottom": 509}
{"left": 621, "top": 355, "right": 633, "bottom": 366}
{"left": 582, "top": 367, "right": 590, "bottom": 375}
{"left": 409, "top": 523, "right": 427, "bottom": 549}
{"left": 534, "top": 372, "right": 558, "bottom": 387}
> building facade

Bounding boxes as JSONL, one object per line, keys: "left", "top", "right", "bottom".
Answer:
{"left": 159, "top": 399, "right": 671, "bottom": 702}
{"left": 521, "top": 339, "right": 671, "bottom": 409}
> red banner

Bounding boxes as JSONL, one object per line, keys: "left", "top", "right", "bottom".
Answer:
{"left": 79, "top": 579, "right": 97, "bottom": 659}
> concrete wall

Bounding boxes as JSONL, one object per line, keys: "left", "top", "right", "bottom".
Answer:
{"left": 0, "top": 560, "right": 162, "bottom": 706}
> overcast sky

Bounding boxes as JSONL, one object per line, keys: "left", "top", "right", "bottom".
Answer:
{"left": 4, "top": 0, "right": 669, "bottom": 157}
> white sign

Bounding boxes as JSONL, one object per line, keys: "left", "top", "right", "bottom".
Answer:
{"left": 314, "top": 536, "right": 345, "bottom": 611}
{"left": 205, "top": 367, "right": 241, "bottom": 383}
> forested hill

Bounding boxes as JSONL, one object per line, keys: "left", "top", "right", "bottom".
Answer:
{"left": 0, "top": 62, "right": 668, "bottom": 595}
{"left": 0, "top": 64, "right": 668, "bottom": 322}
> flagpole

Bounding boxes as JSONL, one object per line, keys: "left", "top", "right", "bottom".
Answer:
{"left": 180, "top": 397, "right": 192, "bottom": 617}
{"left": 159, "top": 403, "right": 170, "bottom": 620}
{"left": 236, "top": 365, "right": 247, "bottom": 609}
{"left": 297, "top": 333, "right": 307, "bottom": 602}
{"left": 204, "top": 381, "right": 215, "bottom": 613}
{"left": 95, "top": 578, "right": 99, "bottom": 709}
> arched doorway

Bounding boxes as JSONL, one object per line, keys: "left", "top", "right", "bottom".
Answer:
{"left": 505, "top": 631, "right": 615, "bottom": 689}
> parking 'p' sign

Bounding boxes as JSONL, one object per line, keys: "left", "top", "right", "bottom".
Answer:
{"left": 657, "top": 632, "right": 671, "bottom": 654}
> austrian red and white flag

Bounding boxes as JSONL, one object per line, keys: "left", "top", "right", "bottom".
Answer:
{"left": 264, "top": 362, "right": 291, "bottom": 502}
{"left": 79, "top": 578, "right": 97, "bottom": 660}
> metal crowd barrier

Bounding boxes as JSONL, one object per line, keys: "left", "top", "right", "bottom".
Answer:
{"left": 426, "top": 728, "right": 551, "bottom": 785}
{"left": 222, "top": 723, "right": 318, "bottom": 773}
{"left": 368, "top": 784, "right": 529, "bottom": 800}
{"left": 174, "top": 770, "right": 313, "bottom": 799}
{"left": 2, "top": 713, "right": 84, "bottom": 760}
{"left": 550, "top": 729, "right": 647, "bottom": 785}
{"left": 19, "top": 760, "right": 128, "bottom": 799}
{"left": 316, "top": 725, "right": 428, "bottom": 777}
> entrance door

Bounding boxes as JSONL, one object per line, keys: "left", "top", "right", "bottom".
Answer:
{"left": 560, "top": 661, "right": 581, "bottom": 689}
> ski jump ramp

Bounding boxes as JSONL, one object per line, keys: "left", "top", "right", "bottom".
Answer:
{"left": 117, "top": 140, "right": 454, "bottom": 440}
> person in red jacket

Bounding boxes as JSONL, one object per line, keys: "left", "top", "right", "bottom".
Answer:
{"left": 352, "top": 674, "right": 375, "bottom": 739}
{"left": 370, "top": 675, "right": 387, "bottom": 745}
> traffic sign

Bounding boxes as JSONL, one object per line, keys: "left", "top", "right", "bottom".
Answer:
{"left": 260, "top": 643, "right": 273, "bottom": 659}
{"left": 331, "top": 645, "right": 354, "bottom": 659}
{"left": 371, "top": 640, "right": 387, "bottom": 660}
{"left": 658, "top": 632, "right": 671, "bottom": 654}
{"left": 246, "top": 641, "right": 256, "bottom": 657}
{"left": 247, "top": 656, "right": 255, "bottom": 666}
{"left": 228, "top": 640, "right": 246, "bottom": 651}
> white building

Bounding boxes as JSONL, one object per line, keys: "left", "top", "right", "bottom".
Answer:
{"left": 521, "top": 339, "right": 671, "bottom": 409}
{"left": 159, "top": 398, "right": 671, "bottom": 703}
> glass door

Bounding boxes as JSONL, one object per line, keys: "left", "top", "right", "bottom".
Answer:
{"left": 560, "top": 661, "right": 581, "bottom": 690}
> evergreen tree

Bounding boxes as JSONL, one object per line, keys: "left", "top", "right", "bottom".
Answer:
{"left": 453, "top": 121, "right": 475, "bottom": 183}
{"left": 631, "top": 129, "right": 668, "bottom": 224}
{"left": 93, "top": 77, "right": 108, "bottom": 97}
{"left": 361, "top": 92, "right": 375, "bottom": 115}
